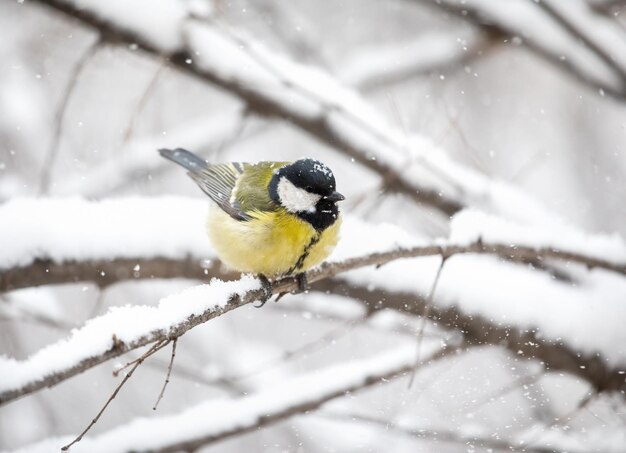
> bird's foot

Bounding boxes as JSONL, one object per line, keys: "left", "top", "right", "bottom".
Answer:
{"left": 295, "top": 272, "right": 309, "bottom": 293}
{"left": 254, "top": 274, "right": 273, "bottom": 308}
{"left": 272, "top": 273, "right": 309, "bottom": 303}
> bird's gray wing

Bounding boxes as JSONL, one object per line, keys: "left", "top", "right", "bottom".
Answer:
{"left": 189, "top": 162, "right": 250, "bottom": 221}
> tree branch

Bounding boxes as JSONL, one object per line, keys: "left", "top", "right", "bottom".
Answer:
{"left": 142, "top": 346, "right": 458, "bottom": 453}
{"left": 28, "top": 0, "right": 466, "bottom": 216}
{"left": 3, "top": 240, "right": 622, "bottom": 294}
{"left": 314, "top": 278, "right": 626, "bottom": 393}
{"left": 416, "top": 0, "right": 626, "bottom": 101}
{"left": 1, "top": 239, "right": 624, "bottom": 405}
{"left": 0, "top": 256, "right": 235, "bottom": 293}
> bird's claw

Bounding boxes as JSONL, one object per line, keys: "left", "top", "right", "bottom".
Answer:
{"left": 295, "top": 272, "right": 309, "bottom": 293}
{"left": 254, "top": 274, "right": 273, "bottom": 308}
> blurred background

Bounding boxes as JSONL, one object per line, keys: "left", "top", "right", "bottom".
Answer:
{"left": 1, "top": 0, "right": 626, "bottom": 452}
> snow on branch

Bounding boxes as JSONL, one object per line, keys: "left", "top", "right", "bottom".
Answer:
{"left": 338, "top": 30, "right": 494, "bottom": 89}
{"left": 318, "top": 277, "right": 626, "bottom": 395}
{"left": 14, "top": 344, "right": 452, "bottom": 453}
{"left": 0, "top": 197, "right": 213, "bottom": 272}
{"left": 421, "top": 0, "right": 626, "bottom": 100}
{"left": 32, "top": 0, "right": 588, "bottom": 226}
{"left": 51, "top": 105, "right": 256, "bottom": 197}
{"left": 2, "top": 198, "right": 626, "bottom": 404}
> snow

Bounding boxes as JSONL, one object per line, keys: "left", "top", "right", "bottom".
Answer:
{"left": 339, "top": 31, "right": 477, "bottom": 88}
{"left": 0, "top": 276, "right": 260, "bottom": 396}
{"left": 2, "top": 197, "right": 626, "bottom": 386}
{"left": 340, "top": 251, "right": 626, "bottom": 367}
{"left": 0, "top": 197, "right": 213, "bottom": 270}
{"left": 52, "top": 106, "right": 249, "bottom": 197}
{"left": 515, "top": 423, "right": 626, "bottom": 453}
{"left": 442, "top": 0, "right": 624, "bottom": 92}
{"left": 56, "top": 0, "right": 188, "bottom": 52}
{"left": 282, "top": 293, "right": 367, "bottom": 321}
{"left": 541, "top": 0, "right": 626, "bottom": 74}
{"left": 0, "top": 288, "right": 68, "bottom": 328}
{"left": 450, "top": 209, "right": 626, "bottom": 265}
{"left": 47, "top": 0, "right": 626, "bottom": 241}
{"left": 186, "top": 23, "right": 323, "bottom": 120}
{"left": 11, "top": 342, "right": 441, "bottom": 453}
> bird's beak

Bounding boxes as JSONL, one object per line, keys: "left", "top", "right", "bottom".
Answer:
{"left": 325, "top": 191, "right": 345, "bottom": 202}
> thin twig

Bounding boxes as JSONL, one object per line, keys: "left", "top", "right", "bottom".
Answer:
{"left": 61, "top": 339, "right": 168, "bottom": 451}
{"left": 137, "top": 346, "right": 461, "bottom": 453}
{"left": 535, "top": 0, "right": 626, "bottom": 86}
{"left": 408, "top": 254, "right": 447, "bottom": 388}
{"left": 113, "top": 340, "right": 172, "bottom": 377}
{"left": 38, "top": 38, "right": 101, "bottom": 195}
{"left": 120, "top": 59, "right": 167, "bottom": 145}
{"left": 2, "top": 240, "right": 626, "bottom": 405}
{"left": 153, "top": 338, "right": 177, "bottom": 410}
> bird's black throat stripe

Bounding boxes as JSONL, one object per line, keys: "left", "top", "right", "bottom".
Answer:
{"left": 287, "top": 233, "right": 321, "bottom": 275}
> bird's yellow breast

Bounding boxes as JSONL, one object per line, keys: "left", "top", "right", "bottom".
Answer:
{"left": 207, "top": 203, "right": 341, "bottom": 276}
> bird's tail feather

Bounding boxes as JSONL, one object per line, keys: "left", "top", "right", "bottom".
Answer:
{"left": 158, "top": 148, "right": 208, "bottom": 172}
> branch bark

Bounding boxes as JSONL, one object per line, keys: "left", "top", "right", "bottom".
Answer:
{"left": 141, "top": 346, "right": 457, "bottom": 453}
{"left": 416, "top": 0, "right": 626, "bottom": 101}
{"left": 29, "top": 0, "right": 465, "bottom": 216}
{"left": 1, "top": 240, "right": 624, "bottom": 405}
{"left": 313, "top": 278, "right": 626, "bottom": 393}
{"left": 0, "top": 256, "right": 235, "bottom": 293}
{"left": 2, "top": 240, "right": 623, "bottom": 294}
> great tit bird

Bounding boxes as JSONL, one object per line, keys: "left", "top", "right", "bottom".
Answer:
{"left": 159, "top": 148, "right": 344, "bottom": 298}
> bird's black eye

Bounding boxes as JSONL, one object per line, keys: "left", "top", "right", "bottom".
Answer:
{"left": 305, "top": 186, "right": 313, "bottom": 192}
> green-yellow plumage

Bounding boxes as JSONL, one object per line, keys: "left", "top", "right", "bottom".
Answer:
{"left": 208, "top": 203, "right": 341, "bottom": 276}
{"left": 159, "top": 149, "right": 343, "bottom": 277}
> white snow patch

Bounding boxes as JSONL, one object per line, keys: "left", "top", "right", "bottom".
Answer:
{"left": 57, "top": 0, "right": 188, "bottom": 52}
{"left": 12, "top": 343, "right": 440, "bottom": 453}
{"left": 0, "top": 197, "right": 214, "bottom": 270}
{"left": 450, "top": 209, "right": 626, "bottom": 265}
{"left": 0, "top": 276, "right": 260, "bottom": 395}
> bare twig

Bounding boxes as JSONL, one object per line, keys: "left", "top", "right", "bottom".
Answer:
{"left": 536, "top": 0, "right": 626, "bottom": 86}
{"left": 408, "top": 254, "right": 447, "bottom": 387}
{"left": 416, "top": 0, "right": 626, "bottom": 102}
{"left": 38, "top": 38, "right": 101, "bottom": 195}
{"left": 312, "top": 279, "right": 626, "bottom": 394}
{"left": 137, "top": 346, "right": 460, "bottom": 453}
{"left": 2, "top": 239, "right": 625, "bottom": 405}
{"left": 120, "top": 59, "right": 167, "bottom": 145}
{"left": 153, "top": 338, "right": 177, "bottom": 410}
{"left": 30, "top": 0, "right": 464, "bottom": 215}
{"left": 61, "top": 339, "right": 169, "bottom": 451}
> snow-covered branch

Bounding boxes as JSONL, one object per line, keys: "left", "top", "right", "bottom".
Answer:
{"left": 30, "top": 0, "right": 580, "bottom": 223}
{"left": 317, "top": 278, "right": 626, "bottom": 394}
{"left": 2, "top": 198, "right": 624, "bottom": 293}
{"left": 338, "top": 30, "right": 496, "bottom": 90}
{"left": 419, "top": 0, "right": 626, "bottom": 101}
{"left": 2, "top": 197, "right": 626, "bottom": 401}
{"left": 2, "top": 226, "right": 625, "bottom": 403}
{"left": 14, "top": 344, "right": 454, "bottom": 453}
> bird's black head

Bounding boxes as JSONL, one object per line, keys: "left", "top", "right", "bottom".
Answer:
{"left": 269, "top": 159, "right": 344, "bottom": 231}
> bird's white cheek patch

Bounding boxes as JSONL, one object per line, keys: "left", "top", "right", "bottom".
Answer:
{"left": 277, "top": 177, "right": 321, "bottom": 213}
